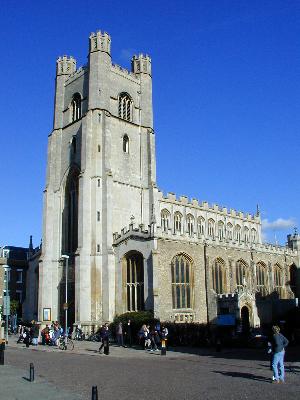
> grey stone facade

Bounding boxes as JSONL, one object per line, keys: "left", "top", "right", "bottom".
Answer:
{"left": 39, "top": 30, "right": 300, "bottom": 332}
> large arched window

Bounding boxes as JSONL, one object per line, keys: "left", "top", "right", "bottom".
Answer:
{"left": 236, "top": 259, "right": 249, "bottom": 290}
{"left": 187, "top": 214, "right": 194, "bottom": 237}
{"left": 171, "top": 254, "right": 193, "bottom": 309}
{"left": 274, "top": 264, "right": 284, "bottom": 298}
{"left": 124, "top": 252, "right": 144, "bottom": 312}
{"left": 227, "top": 223, "right": 233, "bottom": 240}
{"left": 161, "top": 209, "right": 170, "bottom": 232}
{"left": 212, "top": 258, "right": 226, "bottom": 294}
{"left": 197, "top": 217, "right": 205, "bottom": 237}
{"left": 123, "top": 134, "right": 129, "bottom": 153}
{"left": 256, "top": 262, "right": 267, "bottom": 296}
{"left": 62, "top": 168, "right": 79, "bottom": 254}
{"left": 71, "top": 93, "right": 82, "bottom": 122}
{"left": 118, "top": 92, "right": 132, "bottom": 121}
{"left": 208, "top": 219, "right": 215, "bottom": 238}
{"left": 218, "top": 221, "right": 225, "bottom": 241}
{"left": 174, "top": 212, "right": 182, "bottom": 233}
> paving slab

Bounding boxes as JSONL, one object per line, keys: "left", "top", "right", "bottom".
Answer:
{"left": 0, "top": 365, "right": 83, "bottom": 400}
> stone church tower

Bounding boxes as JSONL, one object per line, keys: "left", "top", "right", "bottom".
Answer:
{"left": 38, "top": 30, "right": 299, "bottom": 333}
{"left": 40, "top": 31, "right": 156, "bottom": 326}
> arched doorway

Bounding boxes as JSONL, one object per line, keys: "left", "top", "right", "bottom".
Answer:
{"left": 123, "top": 251, "right": 144, "bottom": 312}
{"left": 241, "top": 306, "right": 250, "bottom": 334}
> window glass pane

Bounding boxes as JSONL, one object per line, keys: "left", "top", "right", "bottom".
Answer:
{"left": 186, "top": 263, "right": 190, "bottom": 283}
{"left": 127, "top": 286, "right": 131, "bottom": 311}
{"left": 176, "top": 286, "right": 181, "bottom": 308}
{"left": 175, "top": 259, "right": 180, "bottom": 283}
{"left": 187, "top": 286, "right": 190, "bottom": 308}
{"left": 182, "top": 287, "right": 186, "bottom": 308}
{"left": 181, "top": 258, "right": 185, "bottom": 283}
{"left": 171, "top": 263, "right": 175, "bottom": 283}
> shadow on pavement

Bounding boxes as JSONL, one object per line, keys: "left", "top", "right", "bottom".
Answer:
{"left": 213, "top": 370, "right": 271, "bottom": 382}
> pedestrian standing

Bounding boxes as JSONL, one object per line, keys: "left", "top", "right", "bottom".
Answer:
{"left": 271, "top": 325, "right": 289, "bottom": 384}
{"left": 99, "top": 323, "right": 110, "bottom": 355}
{"left": 125, "top": 319, "right": 132, "bottom": 347}
{"left": 116, "top": 322, "right": 125, "bottom": 347}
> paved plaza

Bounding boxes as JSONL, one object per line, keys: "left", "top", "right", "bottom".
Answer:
{"left": 1, "top": 338, "right": 300, "bottom": 399}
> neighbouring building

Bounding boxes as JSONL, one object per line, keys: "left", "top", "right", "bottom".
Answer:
{"left": 38, "top": 30, "right": 300, "bottom": 333}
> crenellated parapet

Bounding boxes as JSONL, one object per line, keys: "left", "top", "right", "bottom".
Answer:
{"left": 157, "top": 189, "right": 259, "bottom": 222}
{"left": 113, "top": 223, "right": 153, "bottom": 246}
{"left": 131, "top": 54, "right": 152, "bottom": 76}
{"left": 89, "top": 30, "right": 111, "bottom": 55}
{"left": 65, "top": 65, "right": 87, "bottom": 85}
{"left": 56, "top": 55, "right": 76, "bottom": 76}
{"left": 111, "top": 63, "right": 139, "bottom": 81}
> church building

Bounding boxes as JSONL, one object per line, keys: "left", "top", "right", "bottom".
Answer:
{"left": 38, "top": 30, "right": 300, "bottom": 332}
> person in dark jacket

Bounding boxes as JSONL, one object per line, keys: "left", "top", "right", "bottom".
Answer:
{"left": 271, "top": 325, "right": 289, "bottom": 383}
{"left": 99, "top": 323, "right": 110, "bottom": 354}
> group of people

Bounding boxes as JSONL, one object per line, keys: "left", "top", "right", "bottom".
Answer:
{"left": 16, "top": 320, "right": 65, "bottom": 347}
{"left": 139, "top": 323, "right": 168, "bottom": 352}
{"left": 95, "top": 320, "right": 169, "bottom": 355}
{"left": 16, "top": 321, "right": 40, "bottom": 347}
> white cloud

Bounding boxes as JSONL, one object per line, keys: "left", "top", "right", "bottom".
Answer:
{"left": 262, "top": 217, "right": 296, "bottom": 231}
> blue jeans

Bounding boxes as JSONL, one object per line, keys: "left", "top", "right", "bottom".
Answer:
{"left": 272, "top": 350, "right": 285, "bottom": 381}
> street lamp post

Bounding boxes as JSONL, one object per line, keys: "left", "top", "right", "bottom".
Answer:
{"left": 60, "top": 255, "right": 69, "bottom": 346}
{"left": 3, "top": 266, "right": 11, "bottom": 344}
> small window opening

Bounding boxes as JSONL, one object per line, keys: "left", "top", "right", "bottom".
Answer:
{"left": 97, "top": 211, "right": 100, "bottom": 221}
{"left": 71, "top": 93, "right": 82, "bottom": 122}
{"left": 123, "top": 135, "right": 129, "bottom": 153}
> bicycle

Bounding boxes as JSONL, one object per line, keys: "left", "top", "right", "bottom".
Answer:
{"left": 58, "top": 335, "right": 74, "bottom": 351}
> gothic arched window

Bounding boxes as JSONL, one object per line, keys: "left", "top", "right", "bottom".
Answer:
{"left": 256, "top": 262, "right": 267, "bottom": 296}
{"left": 174, "top": 212, "right": 182, "bottom": 233}
{"left": 244, "top": 227, "right": 249, "bottom": 243}
{"left": 218, "top": 221, "right": 225, "bottom": 241}
{"left": 236, "top": 259, "right": 249, "bottom": 290}
{"left": 187, "top": 214, "right": 194, "bottom": 236}
{"left": 251, "top": 228, "right": 257, "bottom": 243}
{"left": 212, "top": 258, "right": 226, "bottom": 294}
{"left": 234, "top": 225, "right": 241, "bottom": 242}
{"left": 227, "top": 223, "right": 233, "bottom": 240}
{"left": 274, "top": 264, "right": 284, "bottom": 298}
{"left": 71, "top": 93, "right": 82, "bottom": 122}
{"left": 171, "top": 254, "right": 193, "bottom": 309}
{"left": 208, "top": 219, "right": 215, "bottom": 238}
{"left": 123, "top": 134, "right": 129, "bottom": 153}
{"left": 62, "top": 169, "right": 79, "bottom": 254}
{"left": 118, "top": 92, "right": 132, "bottom": 121}
{"left": 124, "top": 252, "right": 144, "bottom": 312}
{"left": 161, "top": 209, "right": 170, "bottom": 232}
{"left": 289, "top": 264, "right": 297, "bottom": 295}
{"left": 197, "top": 217, "right": 205, "bottom": 237}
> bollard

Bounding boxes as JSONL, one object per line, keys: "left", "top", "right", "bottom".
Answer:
{"left": 91, "top": 385, "right": 98, "bottom": 400}
{"left": 29, "top": 363, "right": 34, "bottom": 382}
{"left": 104, "top": 339, "right": 109, "bottom": 355}
{"left": 161, "top": 339, "right": 166, "bottom": 356}
{"left": 0, "top": 341, "right": 5, "bottom": 365}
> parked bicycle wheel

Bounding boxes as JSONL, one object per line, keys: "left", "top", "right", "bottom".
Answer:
{"left": 66, "top": 338, "right": 74, "bottom": 350}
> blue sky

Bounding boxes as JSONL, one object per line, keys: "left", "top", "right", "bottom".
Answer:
{"left": 0, "top": 0, "right": 299, "bottom": 248}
